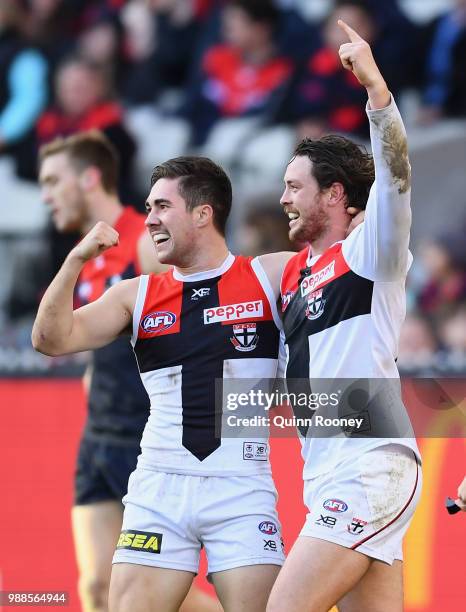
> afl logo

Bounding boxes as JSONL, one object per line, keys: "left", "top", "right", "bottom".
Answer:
{"left": 141, "top": 311, "right": 176, "bottom": 334}
{"left": 323, "top": 499, "right": 348, "bottom": 513}
{"left": 259, "top": 521, "right": 277, "bottom": 535}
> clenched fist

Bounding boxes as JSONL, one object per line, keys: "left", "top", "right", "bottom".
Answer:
{"left": 337, "top": 19, "right": 390, "bottom": 109}
{"left": 71, "top": 221, "right": 119, "bottom": 262}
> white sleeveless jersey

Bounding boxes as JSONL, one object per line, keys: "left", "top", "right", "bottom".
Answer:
{"left": 132, "top": 253, "right": 283, "bottom": 476}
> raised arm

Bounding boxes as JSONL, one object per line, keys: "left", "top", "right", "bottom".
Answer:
{"left": 338, "top": 19, "right": 412, "bottom": 281}
{"left": 32, "top": 222, "right": 138, "bottom": 356}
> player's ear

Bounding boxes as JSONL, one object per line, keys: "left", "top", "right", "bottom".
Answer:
{"left": 327, "top": 182, "right": 346, "bottom": 208}
{"left": 195, "top": 204, "right": 214, "bottom": 228}
{"left": 79, "top": 166, "right": 101, "bottom": 192}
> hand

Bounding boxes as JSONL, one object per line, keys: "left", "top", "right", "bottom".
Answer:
{"left": 345, "top": 207, "right": 365, "bottom": 237}
{"left": 455, "top": 475, "right": 466, "bottom": 511}
{"left": 71, "top": 221, "right": 119, "bottom": 263}
{"left": 337, "top": 19, "right": 389, "bottom": 108}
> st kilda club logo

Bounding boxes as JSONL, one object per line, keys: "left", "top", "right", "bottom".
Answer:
{"left": 230, "top": 323, "right": 259, "bottom": 352}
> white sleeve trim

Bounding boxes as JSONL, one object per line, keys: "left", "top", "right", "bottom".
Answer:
{"left": 131, "top": 275, "right": 149, "bottom": 347}
{"left": 251, "top": 257, "right": 283, "bottom": 330}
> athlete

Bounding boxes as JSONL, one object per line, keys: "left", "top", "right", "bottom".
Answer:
{"left": 456, "top": 475, "right": 466, "bottom": 511}
{"left": 33, "top": 156, "right": 286, "bottom": 612}
{"left": 265, "top": 20, "right": 422, "bottom": 612}
{"left": 38, "top": 134, "right": 220, "bottom": 612}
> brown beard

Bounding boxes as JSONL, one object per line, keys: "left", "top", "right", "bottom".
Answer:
{"left": 289, "top": 195, "right": 330, "bottom": 244}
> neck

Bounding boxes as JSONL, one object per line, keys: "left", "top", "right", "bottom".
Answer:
{"left": 175, "top": 234, "right": 230, "bottom": 276}
{"left": 309, "top": 221, "right": 348, "bottom": 258}
{"left": 81, "top": 192, "right": 123, "bottom": 234}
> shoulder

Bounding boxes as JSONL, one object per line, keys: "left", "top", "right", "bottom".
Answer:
{"left": 108, "top": 277, "right": 140, "bottom": 314}
{"left": 257, "top": 251, "right": 297, "bottom": 297}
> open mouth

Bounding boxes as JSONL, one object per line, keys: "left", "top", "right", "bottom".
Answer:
{"left": 287, "top": 211, "right": 300, "bottom": 227}
{"left": 153, "top": 232, "right": 170, "bottom": 246}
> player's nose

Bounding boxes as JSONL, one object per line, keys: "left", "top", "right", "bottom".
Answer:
{"left": 145, "top": 209, "right": 161, "bottom": 227}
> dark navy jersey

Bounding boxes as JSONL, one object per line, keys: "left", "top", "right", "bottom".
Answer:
{"left": 76, "top": 207, "right": 149, "bottom": 441}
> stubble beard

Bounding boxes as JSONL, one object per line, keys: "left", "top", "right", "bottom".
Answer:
{"left": 289, "top": 195, "right": 330, "bottom": 245}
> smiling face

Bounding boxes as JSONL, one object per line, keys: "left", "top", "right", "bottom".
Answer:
{"left": 281, "top": 155, "right": 330, "bottom": 244}
{"left": 145, "top": 177, "right": 200, "bottom": 266}
{"left": 39, "top": 152, "right": 87, "bottom": 232}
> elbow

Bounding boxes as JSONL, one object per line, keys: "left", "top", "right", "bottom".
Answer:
{"left": 31, "top": 328, "right": 62, "bottom": 356}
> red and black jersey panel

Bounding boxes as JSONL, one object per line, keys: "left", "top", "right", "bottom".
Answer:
{"left": 134, "top": 256, "right": 280, "bottom": 461}
{"left": 281, "top": 244, "right": 374, "bottom": 380}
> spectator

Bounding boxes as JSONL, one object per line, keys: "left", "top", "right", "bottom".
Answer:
{"left": 0, "top": 0, "right": 48, "bottom": 177}
{"left": 419, "top": 0, "right": 466, "bottom": 124}
{"left": 23, "top": 0, "right": 77, "bottom": 69}
{"left": 285, "top": 0, "right": 417, "bottom": 140}
{"left": 398, "top": 313, "right": 438, "bottom": 369}
{"left": 417, "top": 231, "right": 466, "bottom": 317}
{"left": 286, "top": 0, "right": 376, "bottom": 140}
{"left": 121, "top": 0, "right": 213, "bottom": 106}
{"left": 236, "top": 204, "right": 296, "bottom": 256}
{"left": 36, "top": 56, "right": 136, "bottom": 200}
{"left": 183, "top": 0, "right": 294, "bottom": 145}
{"left": 438, "top": 306, "right": 466, "bottom": 353}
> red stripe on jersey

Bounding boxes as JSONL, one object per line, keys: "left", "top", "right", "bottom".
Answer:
{"left": 281, "top": 243, "right": 351, "bottom": 310}
{"left": 218, "top": 257, "right": 274, "bottom": 325}
{"left": 138, "top": 270, "right": 182, "bottom": 338}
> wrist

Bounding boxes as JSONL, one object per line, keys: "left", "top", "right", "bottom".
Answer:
{"left": 366, "top": 79, "right": 390, "bottom": 110}
{"left": 67, "top": 248, "right": 88, "bottom": 267}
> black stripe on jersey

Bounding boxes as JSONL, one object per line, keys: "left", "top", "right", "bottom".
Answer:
{"left": 283, "top": 269, "right": 373, "bottom": 434}
{"left": 283, "top": 269, "right": 373, "bottom": 351}
{"left": 134, "top": 277, "right": 279, "bottom": 461}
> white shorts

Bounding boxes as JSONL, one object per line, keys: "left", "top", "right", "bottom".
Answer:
{"left": 112, "top": 469, "right": 285, "bottom": 574}
{"left": 301, "top": 443, "right": 422, "bottom": 564}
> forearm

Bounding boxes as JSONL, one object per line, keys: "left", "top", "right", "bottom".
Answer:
{"left": 32, "top": 252, "right": 84, "bottom": 355}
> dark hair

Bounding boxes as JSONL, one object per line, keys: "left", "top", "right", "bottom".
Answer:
{"left": 151, "top": 156, "right": 232, "bottom": 235}
{"left": 293, "top": 136, "right": 375, "bottom": 209}
{"left": 39, "top": 130, "right": 119, "bottom": 194}
{"left": 229, "top": 0, "right": 280, "bottom": 29}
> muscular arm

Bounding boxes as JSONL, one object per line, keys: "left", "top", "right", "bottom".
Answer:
{"left": 32, "top": 222, "right": 138, "bottom": 356}
{"left": 338, "top": 20, "right": 411, "bottom": 281}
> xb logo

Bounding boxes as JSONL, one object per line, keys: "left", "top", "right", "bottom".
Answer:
{"left": 191, "top": 287, "right": 210, "bottom": 300}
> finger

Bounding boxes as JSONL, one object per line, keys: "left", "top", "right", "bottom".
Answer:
{"left": 338, "top": 19, "right": 364, "bottom": 43}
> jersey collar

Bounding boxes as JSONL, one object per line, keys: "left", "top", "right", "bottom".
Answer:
{"left": 172, "top": 252, "right": 235, "bottom": 282}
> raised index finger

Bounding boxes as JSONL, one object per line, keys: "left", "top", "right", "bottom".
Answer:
{"left": 338, "top": 19, "right": 364, "bottom": 42}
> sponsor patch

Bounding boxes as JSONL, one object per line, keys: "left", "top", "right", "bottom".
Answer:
{"left": 141, "top": 311, "right": 176, "bottom": 334}
{"left": 191, "top": 287, "right": 210, "bottom": 300}
{"left": 263, "top": 539, "right": 278, "bottom": 551}
{"left": 323, "top": 499, "right": 348, "bottom": 513}
{"left": 243, "top": 441, "right": 268, "bottom": 461}
{"left": 116, "top": 529, "right": 163, "bottom": 553}
{"left": 259, "top": 521, "right": 277, "bottom": 535}
{"left": 315, "top": 514, "right": 337, "bottom": 528}
{"left": 231, "top": 323, "right": 259, "bottom": 352}
{"left": 204, "top": 300, "right": 263, "bottom": 324}
{"left": 305, "top": 288, "right": 326, "bottom": 320}
{"left": 301, "top": 261, "right": 335, "bottom": 297}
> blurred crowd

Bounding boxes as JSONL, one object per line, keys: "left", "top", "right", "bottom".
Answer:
{"left": 0, "top": 0, "right": 465, "bottom": 372}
